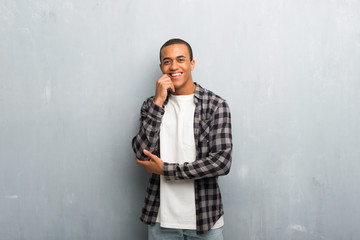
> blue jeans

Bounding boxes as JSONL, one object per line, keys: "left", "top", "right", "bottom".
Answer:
{"left": 148, "top": 223, "right": 224, "bottom": 240}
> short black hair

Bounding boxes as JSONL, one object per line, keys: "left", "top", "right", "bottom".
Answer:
{"left": 159, "top": 38, "right": 193, "bottom": 63}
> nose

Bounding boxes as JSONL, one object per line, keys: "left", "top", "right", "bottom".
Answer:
{"left": 170, "top": 61, "right": 179, "bottom": 70}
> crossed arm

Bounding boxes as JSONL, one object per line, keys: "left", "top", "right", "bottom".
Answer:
{"left": 132, "top": 73, "right": 231, "bottom": 179}
{"left": 132, "top": 97, "right": 232, "bottom": 180}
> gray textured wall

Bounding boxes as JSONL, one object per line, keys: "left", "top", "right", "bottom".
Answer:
{"left": 1, "top": 0, "right": 360, "bottom": 239}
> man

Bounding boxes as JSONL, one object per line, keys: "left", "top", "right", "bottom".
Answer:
{"left": 132, "top": 38, "right": 232, "bottom": 240}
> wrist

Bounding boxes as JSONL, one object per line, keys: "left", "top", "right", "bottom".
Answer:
{"left": 154, "top": 98, "right": 164, "bottom": 108}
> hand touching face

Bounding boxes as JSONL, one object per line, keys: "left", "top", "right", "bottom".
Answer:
{"left": 154, "top": 74, "right": 175, "bottom": 107}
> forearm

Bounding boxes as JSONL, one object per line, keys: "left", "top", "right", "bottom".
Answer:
{"left": 163, "top": 144, "right": 232, "bottom": 180}
{"left": 132, "top": 130, "right": 159, "bottom": 160}
{"left": 132, "top": 98, "right": 164, "bottom": 160}
{"left": 163, "top": 101, "right": 233, "bottom": 181}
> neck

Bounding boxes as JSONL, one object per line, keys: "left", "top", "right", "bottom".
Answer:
{"left": 171, "top": 80, "right": 196, "bottom": 96}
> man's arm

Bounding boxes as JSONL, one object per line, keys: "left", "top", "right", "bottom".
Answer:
{"left": 163, "top": 100, "right": 232, "bottom": 180}
{"left": 131, "top": 74, "right": 174, "bottom": 160}
{"left": 131, "top": 98, "right": 164, "bottom": 160}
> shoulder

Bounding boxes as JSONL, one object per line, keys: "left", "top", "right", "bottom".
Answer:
{"left": 196, "top": 84, "right": 229, "bottom": 110}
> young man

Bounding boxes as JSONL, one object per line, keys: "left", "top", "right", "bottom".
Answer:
{"left": 132, "top": 39, "right": 232, "bottom": 240}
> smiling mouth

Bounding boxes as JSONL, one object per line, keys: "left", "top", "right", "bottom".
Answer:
{"left": 170, "top": 73, "right": 182, "bottom": 77}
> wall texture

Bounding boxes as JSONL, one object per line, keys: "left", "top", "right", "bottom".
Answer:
{"left": 1, "top": 0, "right": 359, "bottom": 239}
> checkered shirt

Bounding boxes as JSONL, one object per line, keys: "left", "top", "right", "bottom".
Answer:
{"left": 131, "top": 83, "right": 233, "bottom": 234}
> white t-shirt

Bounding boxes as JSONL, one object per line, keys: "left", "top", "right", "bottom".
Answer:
{"left": 156, "top": 94, "right": 223, "bottom": 230}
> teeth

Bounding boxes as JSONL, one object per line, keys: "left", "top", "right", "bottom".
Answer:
{"left": 171, "top": 73, "right": 181, "bottom": 77}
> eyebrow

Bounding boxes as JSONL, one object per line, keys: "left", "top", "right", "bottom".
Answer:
{"left": 162, "top": 55, "right": 186, "bottom": 62}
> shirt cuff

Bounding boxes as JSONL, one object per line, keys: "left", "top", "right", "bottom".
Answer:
{"left": 148, "top": 100, "right": 165, "bottom": 119}
{"left": 163, "top": 162, "right": 177, "bottom": 181}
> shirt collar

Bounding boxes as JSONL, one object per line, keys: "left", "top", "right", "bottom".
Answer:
{"left": 164, "top": 82, "right": 203, "bottom": 106}
{"left": 194, "top": 82, "right": 203, "bottom": 103}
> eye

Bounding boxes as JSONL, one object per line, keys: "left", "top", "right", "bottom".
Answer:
{"left": 178, "top": 58, "right": 185, "bottom": 62}
{"left": 163, "top": 60, "right": 171, "bottom": 65}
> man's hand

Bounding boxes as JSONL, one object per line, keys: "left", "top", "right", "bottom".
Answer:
{"left": 154, "top": 74, "right": 175, "bottom": 107}
{"left": 136, "top": 149, "right": 164, "bottom": 175}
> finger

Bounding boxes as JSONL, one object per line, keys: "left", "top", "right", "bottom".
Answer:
{"left": 143, "top": 150, "right": 161, "bottom": 164}
{"left": 143, "top": 149, "right": 155, "bottom": 159}
{"left": 163, "top": 73, "right": 171, "bottom": 79}
{"left": 135, "top": 157, "right": 142, "bottom": 164}
{"left": 136, "top": 156, "right": 149, "bottom": 165}
{"left": 158, "top": 80, "right": 173, "bottom": 89}
{"left": 159, "top": 77, "right": 175, "bottom": 91}
{"left": 157, "top": 78, "right": 171, "bottom": 85}
{"left": 159, "top": 81, "right": 172, "bottom": 88}
{"left": 165, "top": 83, "right": 175, "bottom": 92}
{"left": 157, "top": 82, "right": 172, "bottom": 92}
{"left": 160, "top": 80, "right": 175, "bottom": 92}
{"left": 158, "top": 74, "right": 171, "bottom": 82}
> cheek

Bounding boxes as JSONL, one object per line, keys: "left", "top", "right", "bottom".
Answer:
{"left": 161, "top": 66, "right": 168, "bottom": 73}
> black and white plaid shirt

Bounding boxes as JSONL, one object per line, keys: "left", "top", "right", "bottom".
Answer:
{"left": 132, "top": 83, "right": 233, "bottom": 234}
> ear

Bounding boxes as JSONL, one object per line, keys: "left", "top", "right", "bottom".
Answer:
{"left": 159, "top": 63, "right": 165, "bottom": 74}
{"left": 190, "top": 60, "right": 195, "bottom": 71}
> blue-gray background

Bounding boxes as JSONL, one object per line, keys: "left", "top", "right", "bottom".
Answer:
{"left": 1, "top": 0, "right": 359, "bottom": 239}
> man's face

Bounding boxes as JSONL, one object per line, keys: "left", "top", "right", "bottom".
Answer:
{"left": 160, "top": 44, "right": 195, "bottom": 91}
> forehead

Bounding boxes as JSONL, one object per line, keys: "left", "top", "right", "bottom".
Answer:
{"left": 161, "top": 44, "right": 189, "bottom": 59}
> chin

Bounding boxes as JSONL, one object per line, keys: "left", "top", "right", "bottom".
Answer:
{"left": 173, "top": 82, "right": 185, "bottom": 89}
